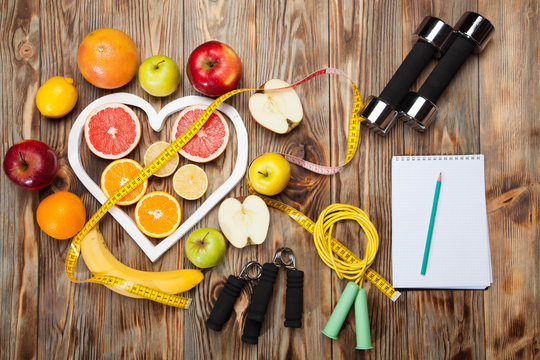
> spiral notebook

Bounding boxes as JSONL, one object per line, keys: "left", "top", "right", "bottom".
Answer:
{"left": 391, "top": 155, "right": 492, "bottom": 289}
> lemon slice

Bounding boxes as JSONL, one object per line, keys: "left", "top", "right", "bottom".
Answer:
{"left": 173, "top": 164, "right": 208, "bottom": 200}
{"left": 143, "top": 141, "right": 179, "bottom": 177}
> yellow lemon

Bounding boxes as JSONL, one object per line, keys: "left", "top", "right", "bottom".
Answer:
{"left": 36, "top": 76, "right": 78, "bottom": 118}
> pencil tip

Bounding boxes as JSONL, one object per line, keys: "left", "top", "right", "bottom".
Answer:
{"left": 438, "top": 173, "right": 442, "bottom": 181}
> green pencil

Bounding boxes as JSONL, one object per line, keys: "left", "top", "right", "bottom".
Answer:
{"left": 421, "top": 172, "right": 442, "bottom": 275}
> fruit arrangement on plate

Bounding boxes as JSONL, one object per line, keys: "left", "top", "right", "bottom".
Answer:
{"left": 3, "top": 27, "right": 303, "bottom": 306}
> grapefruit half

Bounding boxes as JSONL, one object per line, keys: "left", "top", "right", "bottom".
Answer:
{"left": 170, "top": 105, "right": 229, "bottom": 163}
{"left": 84, "top": 103, "right": 141, "bottom": 159}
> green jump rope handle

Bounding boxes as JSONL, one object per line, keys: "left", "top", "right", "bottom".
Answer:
{"left": 322, "top": 281, "right": 359, "bottom": 339}
{"left": 354, "top": 288, "right": 372, "bottom": 350}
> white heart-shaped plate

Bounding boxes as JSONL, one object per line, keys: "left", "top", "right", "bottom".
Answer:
{"left": 68, "top": 93, "right": 248, "bottom": 262}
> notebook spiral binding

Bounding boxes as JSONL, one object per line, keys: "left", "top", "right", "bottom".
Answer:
{"left": 393, "top": 155, "right": 483, "bottom": 161}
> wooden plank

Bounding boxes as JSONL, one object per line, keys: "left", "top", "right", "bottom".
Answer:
{"left": 329, "top": 1, "right": 407, "bottom": 359}
{"left": 478, "top": 1, "right": 539, "bottom": 359}
{"left": 402, "top": 2, "right": 486, "bottom": 360}
{"left": 103, "top": 0, "right": 187, "bottom": 358}
{"left": 0, "top": 1, "right": 40, "bottom": 359}
{"left": 37, "top": 1, "right": 115, "bottom": 358}
{"left": 254, "top": 1, "right": 332, "bottom": 358}
{"left": 182, "top": 1, "right": 257, "bottom": 359}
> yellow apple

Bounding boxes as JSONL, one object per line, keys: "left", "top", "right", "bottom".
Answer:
{"left": 248, "top": 153, "right": 291, "bottom": 196}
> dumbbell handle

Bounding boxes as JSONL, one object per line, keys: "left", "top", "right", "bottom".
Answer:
{"left": 417, "top": 35, "right": 476, "bottom": 103}
{"left": 379, "top": 41, "right": 436, "bottom": 108}
{"left": 284, "top": 269, "right": 304, "bottom": 328}
{"left": 245, "top": 263, "right": 279, "bottom": 323}
{"left": 206, "top": 275, "right": 245, "bottom": 332}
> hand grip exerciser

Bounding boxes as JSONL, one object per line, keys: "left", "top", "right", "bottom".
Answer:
{"left": 242, "top": 263, "right": 279, "bottom": 344}
{"left": 206, "top": 261, "right": 262, "bottom": 332}
{"left": 360, "top": 16, "right": 453, "bottom": 134}
{"left": 206, "top": 275, "right": 245, "bottom": 332}
{"left": 242, "top": 247, "right": 304, "bottom": 344}
{"left": 399, "top": 12, "right": 494, "bottom": 131}
{"left": 245, "top": 263, "right": 279, "bottom": 323}
{"left": 273, "top": 247, "right": 304, "bottom": 328}
{"left": 284, "top": 269, "right": 304, "bottom": 328}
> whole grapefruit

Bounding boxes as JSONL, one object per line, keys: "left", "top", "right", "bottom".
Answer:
{"left": 77, "top": 28, "right": 138, "bottom": 89}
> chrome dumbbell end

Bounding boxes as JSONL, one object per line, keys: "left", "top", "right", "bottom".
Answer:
{"left": 398, "top": 93, "right": 437, "bottom": 132}
{"left": 358, "top": 96, "right": 398, "bottom": 135}
{"left": 454, "top": 12, "right": 494, "bottom": 53}
{"left": 399, "top": 12, "right": 494, "bottom": 131}
{"left": 413, "top": 16, "right": 454, "bottom": 58}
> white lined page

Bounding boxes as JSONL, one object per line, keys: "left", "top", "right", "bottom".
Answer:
{"left": 391, "top": 155, "right": 492, "bottom": 289}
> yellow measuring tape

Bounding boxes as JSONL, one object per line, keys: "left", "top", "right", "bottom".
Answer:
{"left": 66, "top": 87, "right": 247, "bottom": 309}
{"left": 66, "top": 68, "right": 399, "bottom": 308}
{"left": 247, "top": 181, "right": 400, "bottom": 301}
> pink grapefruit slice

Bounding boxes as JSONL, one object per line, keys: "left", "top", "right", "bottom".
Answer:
{"left": 84, "top": 103, "right": 141, "bottom": 159}
{"left": 170, "top": 105, "right": 229, "bottom": 163}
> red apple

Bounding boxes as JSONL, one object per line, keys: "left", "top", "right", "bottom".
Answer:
{"left": 186, "top": 40, "right": 242, "bottom": 97}
{"left": 3, "top": 140, "right": 58, "bottom": 190}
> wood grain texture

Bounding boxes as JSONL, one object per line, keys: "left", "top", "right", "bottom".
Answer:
{"left": 0, "top": 1, "right": 538, "bottom": 359}
{"left": 255, "top": 1, "right": 331, "bottom": 359}
{"left": 37, "top": 1, "right": 114, "bottom": 358}
{"left": 182, "top": 1, "right": 257, "bottom": 359}
{"left": 0, "top": 0, "right": 40, "bottom": 359}
{"left": 402, "top": 2, "right": 487, "bottom": 360}
{"left": 478, "top": 1, "right": 539, "bottom": 359}
{"left": 329, "top": 1, "right": 407, "bottom": 359}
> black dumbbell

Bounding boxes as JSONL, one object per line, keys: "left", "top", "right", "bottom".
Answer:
{"left": 398, "top": 12, "right": 494, "bottom": 131}
{"left": 360, "top": 16, "right": 454, "bottom": 135}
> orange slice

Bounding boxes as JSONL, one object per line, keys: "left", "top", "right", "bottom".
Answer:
{"left": 143, "top": 141, "right": 179, "bottom": 177}
{"left": 172, "top": 164, "right": 208, "bottom": 200}
{"left": 100, "top": 158, "right": 148, "bottom": 206}
{"left": 135, "top": 191, "right": 182, "bottom": 238}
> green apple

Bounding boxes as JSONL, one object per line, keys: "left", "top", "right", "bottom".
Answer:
{"left": 138, "top": 55, "right": 180, "bottom": 97}
{"left": 185, "top": 227, "right": 227, "bottom": 268}
{"left": 248, "top": 152, "right": 291, "bottom": 196}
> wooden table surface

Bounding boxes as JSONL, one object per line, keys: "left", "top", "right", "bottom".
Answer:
{"left": 1, "top": 1, "right": 538, "bottom": 359}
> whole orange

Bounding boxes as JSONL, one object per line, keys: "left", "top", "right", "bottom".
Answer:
{"left": 36, "top": 191, "right": 86, "bottom": 240}
{"left": 77, "top": 28, "right": 138, "bottom": 89}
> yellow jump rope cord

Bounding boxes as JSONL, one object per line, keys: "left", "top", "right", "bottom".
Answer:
{"left": 313, "top": 204, "right": 379, "bottom": 286}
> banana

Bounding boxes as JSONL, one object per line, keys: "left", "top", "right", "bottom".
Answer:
{"left": 80, "top": 226, "right": 204, "bottom": 299}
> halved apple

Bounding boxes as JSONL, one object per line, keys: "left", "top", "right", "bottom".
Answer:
{"left": 249, "top": 79, "right": 303, "bottom": 134}
{"left": 218, "top": 195, "right": 270, "bottom": 248}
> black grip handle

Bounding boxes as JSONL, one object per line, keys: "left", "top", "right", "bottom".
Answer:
{"left": 245, "top": 263, "right": 278, "bottom": 323}
{"left": 241, "top": 317, "right": 263, "bottom": 344}
{"left": 418, "top": 35, "right": 476, "bottom": 103}
{"left": 206, "top": 275, "right": 244, "bottom": 332}
{"left": 379, "top": 40, "right": 436, "bottom": 107}
{"left": 284, "top": 269, "right": 304, "bottom": 328}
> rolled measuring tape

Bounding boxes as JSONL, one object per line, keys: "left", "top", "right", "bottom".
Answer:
{"left": 66, "top": 68, "right": 399, "bottom": 308}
